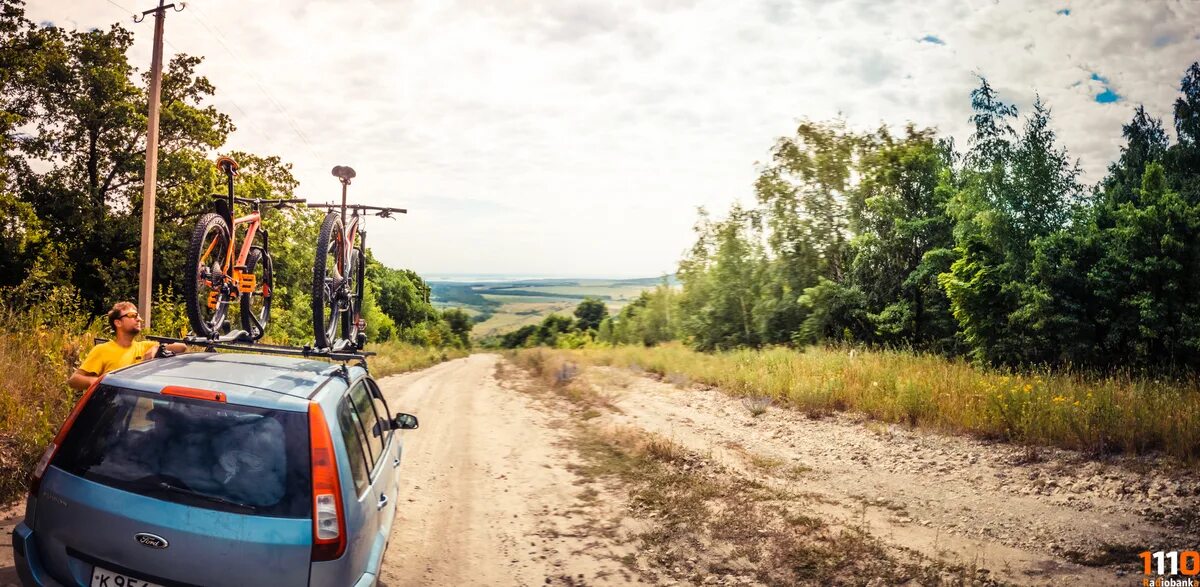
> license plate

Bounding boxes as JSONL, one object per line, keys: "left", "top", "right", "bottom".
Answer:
{"left": 90, "top": 565, "right": 163, "bottom": 587}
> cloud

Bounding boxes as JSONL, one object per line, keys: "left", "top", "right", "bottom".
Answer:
{"left": 24, "top": 0, "right": 1200, "bottom": 277}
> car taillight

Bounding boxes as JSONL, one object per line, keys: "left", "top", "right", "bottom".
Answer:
{"left": 31, "top": 376, "right": 104, "bottom": 494}
{"left": 308, "top": 403, "right": 346, "bottom": 561}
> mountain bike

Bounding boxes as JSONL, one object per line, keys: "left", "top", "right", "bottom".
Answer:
{"left": 184, "top": 156, "right": 306, "bottom": 341}
{"left": 309, "top": 165, "right": 406, "bottom": 351}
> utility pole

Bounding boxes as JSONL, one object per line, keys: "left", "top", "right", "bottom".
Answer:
{"left": 134, "top": 0, "right": 184, "bottom": 331}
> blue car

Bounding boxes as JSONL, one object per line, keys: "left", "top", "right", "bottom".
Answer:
{"left": 11, "top": 352, "right": 418, "bottom": 587}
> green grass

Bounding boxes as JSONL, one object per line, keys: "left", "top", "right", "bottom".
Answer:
{"left": 540, "top": 343, "right": 1200, "bottom": 462}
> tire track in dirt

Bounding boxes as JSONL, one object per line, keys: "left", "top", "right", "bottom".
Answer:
{"left": 375, "top": 354, "right": 638, "bottom": 586}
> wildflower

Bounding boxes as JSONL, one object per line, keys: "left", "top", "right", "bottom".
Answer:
{"left": 1023, "top": 384, "right": 1032, "bottom": 393}
{"left": 1052, "top": 396, "right": 1067, "bottom": 403}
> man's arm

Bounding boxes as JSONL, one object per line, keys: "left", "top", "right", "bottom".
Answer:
{"left": 68, "top": 369, "right": 98, "bottom": 392}
{"left": 165, "top": 342, "right": 187, "bottom": 354}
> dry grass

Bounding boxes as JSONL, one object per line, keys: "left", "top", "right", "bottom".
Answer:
{"left": 365, "top": 341, "right": 467, "bottom": 378}
{"left": 504, "top": 348, "right": 618, "bottom": 413}
{"left": 0, "top": 306, "right": 99, "bottom": 504}
{"left": 539, "top": 343, "right": 1200, "bottom": 463}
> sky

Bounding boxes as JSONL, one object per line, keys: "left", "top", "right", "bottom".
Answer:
{"left": 27, "top": 0, "right": 1200, "bottom": 279}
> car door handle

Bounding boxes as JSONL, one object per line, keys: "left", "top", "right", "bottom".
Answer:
{"left": 377, "top": 494, "right": 389, "bottom": 510}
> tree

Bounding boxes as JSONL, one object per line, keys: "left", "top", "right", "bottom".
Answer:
{"left": 1163, "top": 62, "right": 1200, "bottom": 210}
{"left": 677, "top": 206, "right": 765, "bottom": 350}
{"left": 1088, "top": 163, "right": 1200, "bottom": 368}
{"left": 442, "top": 308, "right": 473, "bottom": 348}
{"left": 573, "top": 297, "right": 608, "bottom": 332}
{"left": 848, "top": 127, "right": 957, "bottom": 350}
{"left": 5, "top": 17, "right": 232, "bottom": 310}
{"left": 797, "top": 277, "right": 869, "bottom": 343}
{"left": 374, "top": 264, "right": 437, "bottom": 330}
{"left": 940, "top": 81, "right": 1081, "bottom": 365}
{"left": 1103, "top": 106, "right": 1169, "bottom": 207}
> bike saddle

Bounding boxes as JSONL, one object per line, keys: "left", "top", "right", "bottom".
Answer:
{"left": 331, "top": 165, "right": 356, "bottom": 181}
{"left": 216, "top": 156, "right": 240, "bottom": 176}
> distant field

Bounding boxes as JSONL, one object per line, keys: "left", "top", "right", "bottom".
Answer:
{"left": 430, "top": 276, "right": 677, "bottom": 339}
{"left": 472, "top": 301, "right": 576, "bottom": 338}
{"left": 481, "top": 294, "right": 572, "bottom": 304}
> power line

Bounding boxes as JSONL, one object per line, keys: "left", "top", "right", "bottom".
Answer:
{"left": 102, "top": 0, "right": 134, "bottom": 16}
{"left": 97, "top": 0, "right": 272, "bottom": 148}
{"left": 181, "top": 3, "right": 325, "bottom": 163}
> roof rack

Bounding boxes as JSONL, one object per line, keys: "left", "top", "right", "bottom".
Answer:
{"left": 146, "top": 333, "right": 374, "bottom": 362}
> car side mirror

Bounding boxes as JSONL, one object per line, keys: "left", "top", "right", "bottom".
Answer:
{"left": 391, "top": 413, "right": 419, "bottom": 430}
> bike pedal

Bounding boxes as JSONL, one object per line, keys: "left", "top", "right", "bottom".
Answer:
{"left": 237, "top": 272, "right": 256, "bottom": 294}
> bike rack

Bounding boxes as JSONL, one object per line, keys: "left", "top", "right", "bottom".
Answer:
{"left": 146, "top": 334, "right": 375, "bottom": 362}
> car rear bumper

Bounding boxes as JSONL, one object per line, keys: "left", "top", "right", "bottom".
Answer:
{"left": 12, "top": 522, "right": 63, "bottom": 587}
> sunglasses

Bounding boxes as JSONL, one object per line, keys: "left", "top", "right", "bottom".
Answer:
{"left": 122, "top": 312, "right": 142, "bottom": 320}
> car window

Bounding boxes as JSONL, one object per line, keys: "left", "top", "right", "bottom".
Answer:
{"left": 53, "top": 385, "right": 311, "bottom": 518}
{"left": 335, "top": 397, "right": 370, "bottom": 495}
{"left": 368, "top": 379, "right": 392, "bottom": 441}
{"left": 348, "top": 381, "right": 384, "bottom": 470}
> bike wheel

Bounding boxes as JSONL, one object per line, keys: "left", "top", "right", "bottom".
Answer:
{"left": 312, "top": 212, "right": 347, "bottom": 349}
{"left": 240, "top": 246, "right": 273, "bottom": 341}
{"left": 184, "top": 212, "right": 233, "bottom": 338}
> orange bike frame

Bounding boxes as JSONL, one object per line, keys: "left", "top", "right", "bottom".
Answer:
{"left": 221, "top": 212, "right": 261, "bottom": 271}
{"left": 339, "top": 215, "right": 361, "bottom": 273}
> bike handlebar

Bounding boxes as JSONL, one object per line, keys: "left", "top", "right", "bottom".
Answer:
{"left": 306, "top": 203, "right": 407, "bottom": 216}
{"left": 210, "top": 194, "right": 308, "bottom": 209}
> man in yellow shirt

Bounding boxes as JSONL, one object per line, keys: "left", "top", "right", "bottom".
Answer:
{"left": 67, "top": 301, "right": 189, "bottom": 391}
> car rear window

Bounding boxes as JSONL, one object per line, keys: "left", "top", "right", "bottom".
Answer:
{"left": 53, "top": 384, "right": 311, "bottom": 518}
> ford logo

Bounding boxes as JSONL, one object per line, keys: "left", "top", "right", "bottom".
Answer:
{"left": 134, "top": 533, "right": 169, "bottom": 549}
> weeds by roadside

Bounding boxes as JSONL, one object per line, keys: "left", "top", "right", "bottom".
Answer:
{"left": 0, "top": 297, "right": 98, "bottom": 504}
{"left": 531, "top": 343, "right": 1200, "bottom": 463}
{"left": 365, "top": 342, "right": 468, "bottom": 378}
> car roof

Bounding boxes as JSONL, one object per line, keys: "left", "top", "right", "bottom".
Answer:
{"left": 104, "top": 352, "right": 364, "bottom": 410}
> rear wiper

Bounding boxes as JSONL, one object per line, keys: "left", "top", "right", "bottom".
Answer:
{"left": 157, "top": 481, "right": 258, "bottom": 512}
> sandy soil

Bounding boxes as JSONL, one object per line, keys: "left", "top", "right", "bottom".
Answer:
{"left": 585, "top": 366, "right": 1199, "bottom": 584}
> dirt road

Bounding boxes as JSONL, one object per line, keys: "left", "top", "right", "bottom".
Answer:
{"left": 375, "top": 354, "right": 638, "bottom": 586}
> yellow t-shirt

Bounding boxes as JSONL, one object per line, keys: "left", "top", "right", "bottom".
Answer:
{"left": 77, "top": 340, "right": 158, "bottom": 376}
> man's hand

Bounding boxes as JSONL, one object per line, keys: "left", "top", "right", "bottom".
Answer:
{"left": 151, "top": 342, "right": 187, "bottom": 359}
{"left": 68, "top": 369, "right": 98, "bottom": 392}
